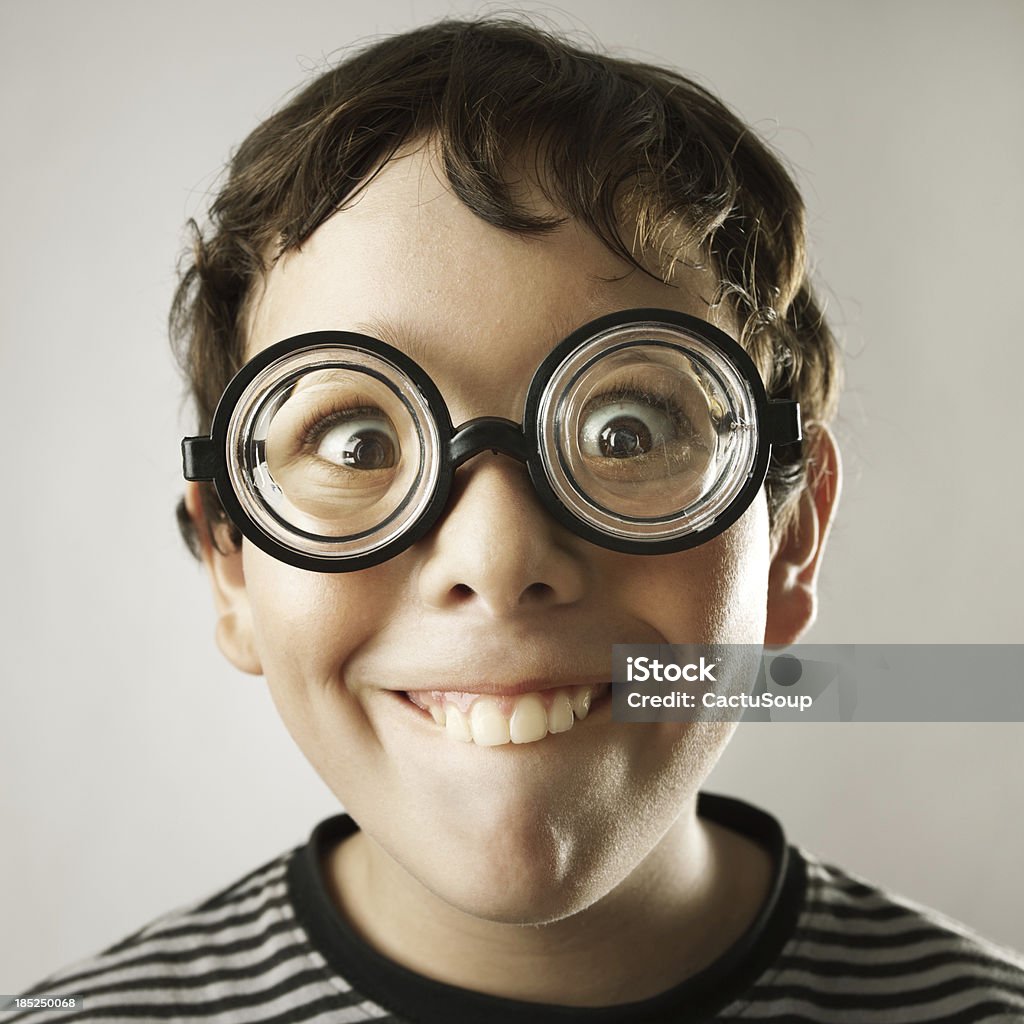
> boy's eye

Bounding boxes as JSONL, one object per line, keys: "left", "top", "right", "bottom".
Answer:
{"left": 577, "top": 387, "right": 710, "bottom": 480}
{"left": 313, "top": 411, "right": 399, "bottom": 470}
{"left": 567, "top": 375, "right": 720, "bottom": 516}
{"left": 580, "top": 399, "right": 674, "bottom": 460}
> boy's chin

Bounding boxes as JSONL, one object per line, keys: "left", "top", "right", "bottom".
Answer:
{"left": 394, "top": 786, "right": 652, "bottom": 926}
{"left": 418, "top": 823, "right": 616, "bottom": 926}
{"left": 439, "top": 884, "right": 597, "bottom": 927}
{"left": 370, "top": 722, "right": 732, "bottom": 926}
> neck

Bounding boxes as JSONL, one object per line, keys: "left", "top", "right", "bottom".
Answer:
{"left": 324, "top": 799, "right": 773, "bottom": 1007}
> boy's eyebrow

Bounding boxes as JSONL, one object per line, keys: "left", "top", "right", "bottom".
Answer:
{"left": 350, "top": 315, "right": 433, "bottom": 364}
{"left": 350, "top": 311, "right": 592, "bottom": 363}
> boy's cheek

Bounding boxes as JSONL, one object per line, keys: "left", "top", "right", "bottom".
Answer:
{"left": 240, "top": 544, "right": 408, "bottom": 740}
{"left": 612, "top": 495, "right": 772, "bottom": 645}
{"left": 243, "top": 544, "right": 402, "bottom": 658}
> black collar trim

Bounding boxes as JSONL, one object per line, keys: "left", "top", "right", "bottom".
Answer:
{"left": 287, "top": 792, "right": 807, "bottom": 1024}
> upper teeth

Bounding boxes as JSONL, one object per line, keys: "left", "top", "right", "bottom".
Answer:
{"left": 409, "top": 686, "right": 601, "bottom": 746}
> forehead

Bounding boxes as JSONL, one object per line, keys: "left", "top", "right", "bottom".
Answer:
{"left": 245, "top": 143, "right": 729, "bottom": 411}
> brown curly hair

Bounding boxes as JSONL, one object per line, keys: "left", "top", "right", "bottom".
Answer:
{"left": 171, "top": 16, "right": 841, "bottom": 559}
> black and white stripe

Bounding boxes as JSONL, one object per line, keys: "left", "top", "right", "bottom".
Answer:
{"left": 10, "top": 839, "right": 1024, "bottom": 1022}
{"left": 8, "top": 856, "right": 393, "bottom": 1023}
{"left": 722, "top": 858, "right": 1024, "bottom": 1022}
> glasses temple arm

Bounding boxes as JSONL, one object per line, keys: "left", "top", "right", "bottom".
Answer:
{"left": 765, "top": 401, "right": 802, "bottom": 447}
{"left": 182, "top": 436, "right": 218, "bottom": 481}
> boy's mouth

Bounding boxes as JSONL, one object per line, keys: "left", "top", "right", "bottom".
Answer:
{"left": 401, "top": 683, "right": 609, "bottom": 746}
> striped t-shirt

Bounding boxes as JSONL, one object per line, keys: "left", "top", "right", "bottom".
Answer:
{"left": 8, "top": 794, "right": 1024, "bottom": 1023}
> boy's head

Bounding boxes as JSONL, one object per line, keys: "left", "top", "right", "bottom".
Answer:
{"left": 174, "top": 17, "right": 839, "bottom": 557}
{"left": 174, "top": 18, "right": 840, "bottom": 923}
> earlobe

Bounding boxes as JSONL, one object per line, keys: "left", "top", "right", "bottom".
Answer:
{"left": 214, "top": 610, "right": 264, "bottom": 677}
{"left": 183, "top": 483, "right": 264, "bottom": 676}
{"left": 764, "top": 425, "right": 841, "bottom": 647}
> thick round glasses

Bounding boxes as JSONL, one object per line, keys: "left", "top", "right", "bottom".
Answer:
{"left": 181, "top": 308, "right": 801, "bottom": 572}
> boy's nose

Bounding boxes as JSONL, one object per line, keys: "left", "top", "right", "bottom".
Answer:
{"left": 416, "top": 454, "right": 587, "bottom": 616}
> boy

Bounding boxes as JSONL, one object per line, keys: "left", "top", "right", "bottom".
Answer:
{"left": 10, "top": 17, "right": 1023, "bottom": 1024}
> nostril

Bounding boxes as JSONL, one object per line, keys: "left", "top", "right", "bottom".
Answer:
{"left": 451, "top": 583, "right": 475, "bottom": 602}
{"left": 521, "top": 581, "right": 555, "bottom": 604}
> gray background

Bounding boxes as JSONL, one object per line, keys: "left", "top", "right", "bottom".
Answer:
{"left": 2, "top": 0, "right": 1022, "bottom": 992}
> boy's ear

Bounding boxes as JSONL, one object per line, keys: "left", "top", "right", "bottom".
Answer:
{"left": 183, "top": 483, "right": 263, "bottom": 676}
{"left": 764, "top": 425, "right": 841, "bottom": 647}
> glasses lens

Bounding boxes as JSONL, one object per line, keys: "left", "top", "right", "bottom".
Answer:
{"left": 225, "top": 346, "right": 440, "bottom": 562}
{"left": 538, "top": 323, "right": 759, "bottom": 542}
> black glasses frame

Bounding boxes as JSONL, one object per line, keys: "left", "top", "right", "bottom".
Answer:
{"left": 182, "top": 307, "right": 801, "bottom": 572}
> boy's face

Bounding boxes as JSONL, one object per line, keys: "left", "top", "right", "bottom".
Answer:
{"left": 200, "top": 142, "right": 823, "bottom": 924}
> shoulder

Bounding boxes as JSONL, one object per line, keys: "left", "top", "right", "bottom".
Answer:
{"left": 737, "top": 847, "right": 1024, "bottom": 1022}
{"left": 9, "top": 848, "right": 334, "bottom": 1023}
